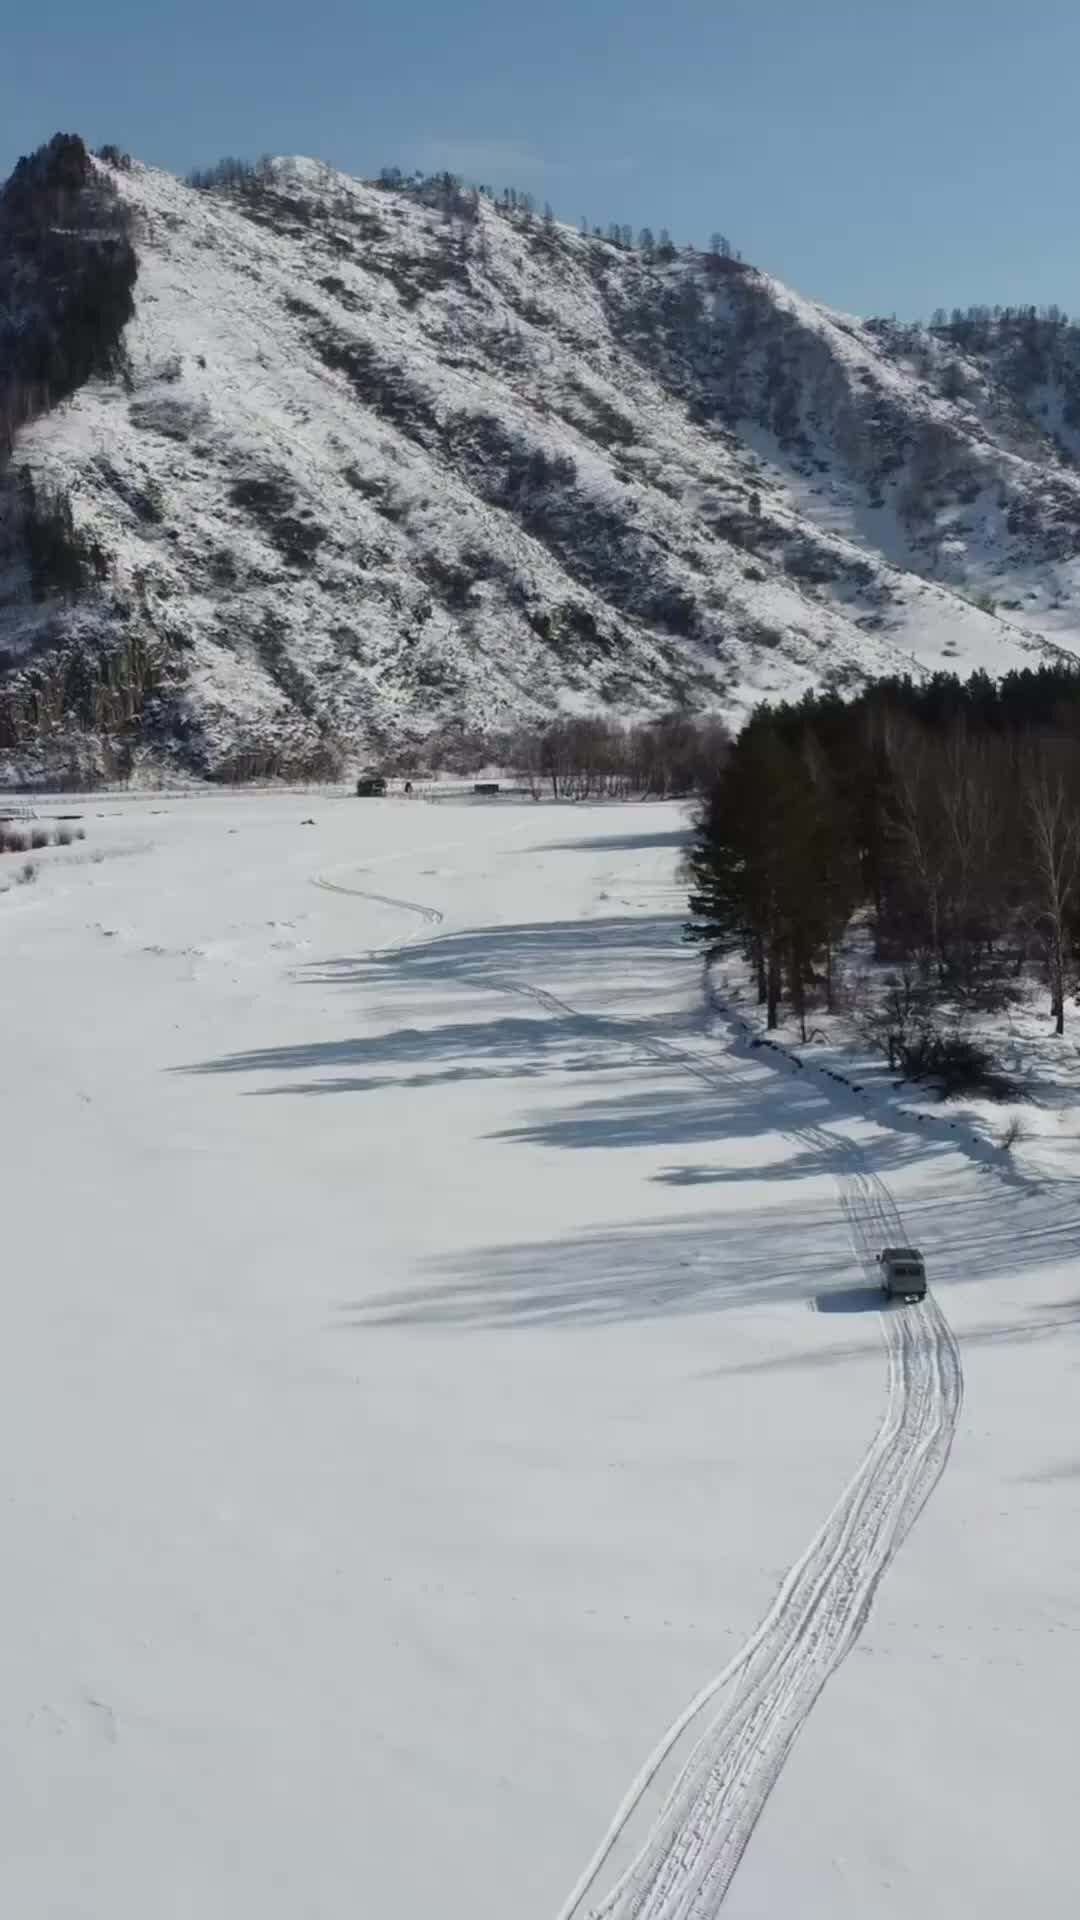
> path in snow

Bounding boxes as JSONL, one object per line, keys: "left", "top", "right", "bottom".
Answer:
{"left": 310, "top": 867, "right": 445, "bottom": 942}
{"left": 467, "top": 972, "right": 965, "bottom": 1919}
{"left": 573, "top": 1264, "right": 961, "bottom": 1919}
{"left": 310, "top": 873, "right": 965, "bottom": 1915}
{"left": 284, "top": 841, "right": 964, "bottom": 1913}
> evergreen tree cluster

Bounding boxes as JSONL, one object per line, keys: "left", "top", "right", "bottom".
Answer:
{"left": 686, "top": 666, "right": 1080, "bottom": 1045}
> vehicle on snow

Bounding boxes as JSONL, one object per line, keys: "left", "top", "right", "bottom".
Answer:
{"left": 877, "top": 1247, "right": 927, "bottom": 1302}
{"left": 355, "top": 773, "right": 388, "bottom": 797}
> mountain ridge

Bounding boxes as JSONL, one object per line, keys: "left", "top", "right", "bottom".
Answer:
{"left": 2, "top": 135, "right": 1079, "bottom": 783}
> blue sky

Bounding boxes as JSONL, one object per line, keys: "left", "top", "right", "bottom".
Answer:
{"left": 3, "top": 0, "right": 1078, "bottom": 318}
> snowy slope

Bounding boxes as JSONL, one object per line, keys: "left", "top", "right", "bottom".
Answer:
{"left": 3, "top": 142, "right": 1080, "bottom": 781}
{"left": 2, "top": 795, "right": 1076, "bottom": 1916}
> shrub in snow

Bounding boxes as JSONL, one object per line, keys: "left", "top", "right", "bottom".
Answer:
{"left": 895, "top": 1026, "right": 1015, "bottom": 1101}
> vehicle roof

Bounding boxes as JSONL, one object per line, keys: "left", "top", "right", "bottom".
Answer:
{"left": 881, "top": 1246, "right": 924, "bottom": 1261}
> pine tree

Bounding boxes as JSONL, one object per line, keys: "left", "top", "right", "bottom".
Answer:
{"left": 686, "top": 721, "right": 858, "bottom": 1031}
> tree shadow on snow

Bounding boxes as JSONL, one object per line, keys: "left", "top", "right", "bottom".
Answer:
{"left": 493, "top": 1076, "right": 933, "bottom": 1169}
{"left": 339, "top": 1184, "right": 1080, "bottom": 1337}
{"left": 176, "top": 912, "right": 694, "bottom": 1093}
{"left": 308, "top": 912, "right": 687, "bottom": 991}
{"left": 174, "top": 906, "right": 1074, "bottom": 1322}
{"left": 707, "top": 1302, "right": 1080, "bottom": 1381}
{"left": 533, "top": 828, "right": 693, "bottom": 855}
{"left": 179, "top": 1013, "right": 607, "bottom": 1086}
{"left": 1024, "top": 1457, "right": 1080, "bottom": 1483}
{"left": 338, "top": 1200, "right": 848, "bottom": 1332}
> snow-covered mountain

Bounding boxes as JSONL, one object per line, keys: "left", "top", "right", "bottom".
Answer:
{"left": 4, "top": 135, "right": 1080, "bottom": 782}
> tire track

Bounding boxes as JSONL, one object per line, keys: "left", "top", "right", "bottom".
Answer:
{"left": 584, "top": 1295, "right": 959, "bottom": 1920}
{"left": 311, "top": 870, "right": 444, "bottom": 927}
{"left": 301, "top": 862, "right": 963, "bottom": 1915}
{"left": 307, "top": 813, "right": 540, "bottom": 947}
{"left": 486, "top": 984, "right": 965, "bottom": 1920}
{"left": 309, "top": 868, "right": 445, "bottom": 957}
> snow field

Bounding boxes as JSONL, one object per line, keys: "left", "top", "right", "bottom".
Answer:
{"left": 1, "top": 796, "right": 1076, "bottom": 1917}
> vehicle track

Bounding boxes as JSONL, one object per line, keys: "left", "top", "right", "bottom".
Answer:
{"left": 578, "top": 1293, "right": 960, "bottom": 1920}
{"left": 305, "top": 865, "right": 963, "bottom": 1916}
{"left": 310, "top": 870, "right": 445, "bottom": 941}
{"left": 482, "top": 979, "right": 964, "bottom": 1920}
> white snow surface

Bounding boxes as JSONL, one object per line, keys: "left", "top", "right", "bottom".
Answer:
{"left": 7, "top": 153, "right": 1080, "bottom": 779}
{"left": 2, "top": 795, "right": 1077, "bottom": 1916}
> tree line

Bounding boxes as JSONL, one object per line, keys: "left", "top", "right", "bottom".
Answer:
{"left": 928, "top": 303, "right": 1077, "bottom": 352}
{"left": 188, "top": 151, "right": 739, "bottom": 268}
{"left": 406, "top": 710, "right": 728, "bottom": 796}
{"left": 507, "top": 711, "right": 729, "bottom": 800}
{"left": 685, "top": 666, "right": 1080, "bottom": 1071}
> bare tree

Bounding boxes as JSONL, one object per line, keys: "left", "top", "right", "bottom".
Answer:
{"left": 936, "top": 729, "right": 1009, "bottom": 998}
{"left": 882, "top": 716, "right": 949, "bottom": 977}
{"left": 1022, "top": 741, "right": 1080, "bottom": 1033}
{"left": 859, "top": 965, "right": 931, "bottom": 1071}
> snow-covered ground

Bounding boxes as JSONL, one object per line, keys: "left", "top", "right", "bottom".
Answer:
{"left": 711, "top": 936, "right": 1080, "bottom": 1182}
{"left": 2, "top": 795, "right": 1076, "bottom": 1916}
